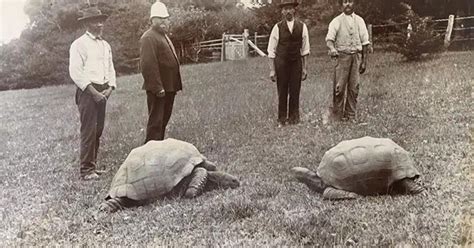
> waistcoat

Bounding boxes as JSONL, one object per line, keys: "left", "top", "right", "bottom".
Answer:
{"left": 276, "top": 20, "right": 303, "bottom": 61}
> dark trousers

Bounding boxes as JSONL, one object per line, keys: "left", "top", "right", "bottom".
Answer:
{"left": 275, "top": 57, "right": 302, "bottom": 123}
{"left": 145, "top": 91, "right": 176, "bottom": 143}
{"left": 332, "top": 53, "right": 361, "bottom": 119}
{"left": 76, "top": 84, "right": 108, "bottom": 176}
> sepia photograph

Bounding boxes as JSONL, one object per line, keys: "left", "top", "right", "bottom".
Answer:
{"left": 0, "top": 0, "right": 472, "bottom": 246}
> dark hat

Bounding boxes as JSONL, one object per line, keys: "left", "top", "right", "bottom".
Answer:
{"left": 278, "top": 0, "right": 299, "bottom": 8}
{"left": 77, "top": 7, "right": 108, "bottom": 23}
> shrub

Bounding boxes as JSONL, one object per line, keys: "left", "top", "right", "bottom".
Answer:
{"left": 391, "top": 3, "right": 444, "bottom": 60}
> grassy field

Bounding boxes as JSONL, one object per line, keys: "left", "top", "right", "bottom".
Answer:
{"left": 1, "top": 51, "right": 472, "bottom": 246}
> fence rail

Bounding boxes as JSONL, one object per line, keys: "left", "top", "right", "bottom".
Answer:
{"left": 179, "top": 14, "right": 474, "bottom": 64}
{"left": 369, "top": 15, "right": 474, "bottom": 49}
{"left": 185, "top": 30, "right": 269, "bottom": 62}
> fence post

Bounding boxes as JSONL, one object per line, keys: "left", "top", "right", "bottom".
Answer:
{"left": 243, "top": 29, "right": 249, "bottom": 59}
{"left": 254, "top": 32, "right": 258, "bottom": 51}
{"left": 221, "top": 32, "right": 226, "bottom": 62}
{"left": 444, "top": 14, "right": 455, "bottom": 48}
{"left": 367, "top": 24, "right": 373, "bottom": 53}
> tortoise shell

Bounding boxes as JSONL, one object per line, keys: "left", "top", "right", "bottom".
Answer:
{"left": 106, "top": 138, "right": 210, "bottom": 201}
{"left": 317, "top": 136, "right": 420, "bottom": 195}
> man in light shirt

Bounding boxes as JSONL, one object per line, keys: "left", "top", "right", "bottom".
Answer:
{"left": 267, "top": 0, "right": 310, "bottom": 126}
{"left": 326, "top": 0, "right": 369, "bottom": 122}
{"left": 69, "top": 7, "right": 116, "bottom": 180}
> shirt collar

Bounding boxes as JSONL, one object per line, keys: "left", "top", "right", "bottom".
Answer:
{"left": 286, "top": 19, "right": 295, "bottom": 25}
{"left": 343, "top": 12, "right": 355, "bottom": 18}
{"left": 86, "top": 31, "right": 102, "bottom": 40}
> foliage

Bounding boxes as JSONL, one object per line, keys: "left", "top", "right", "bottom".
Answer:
{"left": 162, "top": 0, "right": 240, "bottom": 10}
{"left": 103, "top": 3, "right": 150, "bottom": 74}
{"left": 203, "top": 8, "right": 259, "bottom": 37}
{"left": 391, "top": 3, "right": 444, "bottom": 61}
{"left": 249, "top": 3, "right": 281, "bottom": 34}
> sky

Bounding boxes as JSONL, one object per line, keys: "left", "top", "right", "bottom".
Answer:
{"left": 0, "top": 0, "right": 29, "bottom": 44}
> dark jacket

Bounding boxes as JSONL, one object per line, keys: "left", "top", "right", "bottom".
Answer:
{"left": 276, "top": 20, "right": 303, "bottom": 62}
{"left": 140, "top": 26, "right": 182, "bottom": 93}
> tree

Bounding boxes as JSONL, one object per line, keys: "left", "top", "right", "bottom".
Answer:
{"left": 391, "top": 3, "right": 444, "bottom": 60}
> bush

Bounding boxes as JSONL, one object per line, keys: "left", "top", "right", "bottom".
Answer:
{"left": 391, "top": 3, "right": 444, "bottom": 61}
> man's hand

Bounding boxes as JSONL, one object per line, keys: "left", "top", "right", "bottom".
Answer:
{"left": 92, "top": 90, "right": 107, "bottom": 103}
{"left": 302, "top": 68, "right": 308, "bottom": 81}
{"left": 86, "top": 84, "right": 106, "bottom": 103}
{"left": 101, "top": 87, "right": 113, "bottom": 99}
{"left": 328, "top": 49, "right": 339, "bottom": 58}
{"left": 270, "top": 70, "right": 276, "bottom": 82}
{"left": 359, "top": 61, "right": 367, "bottom": 74}
{"left": 156, "top": 89, "right": 165, "bottom": 98}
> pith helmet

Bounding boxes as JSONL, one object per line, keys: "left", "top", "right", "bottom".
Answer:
{"left": 150, "top": 1, "right": 170, "bottom": 19}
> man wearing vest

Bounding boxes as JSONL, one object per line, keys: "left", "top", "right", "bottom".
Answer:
{"left": 140, "top": 1, "right": 182, "bottom": 143}
{"left": 326, "top": 0, "right": 370, "bottom": 122}
{"left": 69, "top": 7, "right": 116, "bottom": 180}
{"left": 267, "top": 0, "right": 310, "bottom": 126}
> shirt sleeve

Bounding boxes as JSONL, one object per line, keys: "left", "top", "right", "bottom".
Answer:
{"left": 267, "top": 24, "right": 279, "bottom": 59}
{"left": 68, "top": 41, "right": 90, "bottom": 91}
{"left": 106, "top": 43, "right": 117, "bottom": 89}
{"left": 325, "top": 18, "right": 339, "bottom": 42}
{"left": 301, "top": 23, "right": 310, "bottom": 56}
{"left": 358, "top": 16, "right": 370, "bottom": 45}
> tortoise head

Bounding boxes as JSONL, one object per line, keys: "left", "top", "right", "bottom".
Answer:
{"left": 207, "top": 171, "right": 240, "bottom": 189}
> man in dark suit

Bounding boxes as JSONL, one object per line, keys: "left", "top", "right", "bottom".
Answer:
{"left": 267, "top": 0, "right": 310, "bottom": 126}
{"left": 140, "top": 1, "right": 182, "bottom": 142}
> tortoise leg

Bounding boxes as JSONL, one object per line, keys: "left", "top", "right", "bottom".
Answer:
{"left": 99, "top": 197, "right": 132, "bottom": 213}
{"left": 322, "top": 187, "right": 359, "bottom": 200}
{"left": 291, "top": 167, "right": 327, "bottom": 194}
{"left": 184, "top": 167, "right": 208, "bottom": 198}
{"left": 397, "top": 178, "right": 424, "bottom": 195}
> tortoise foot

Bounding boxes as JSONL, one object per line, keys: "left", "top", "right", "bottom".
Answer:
{"left": 99, "top": 198, "right": 125, "bottom": 213}
{"left": 399, "top": 178, "right": 424, "bottom": 195}
{"left": 184, "top": 167, "right": 208, "bottom": 198}
{"left": 323, "top": 187, "right": 359, "bottom": 200}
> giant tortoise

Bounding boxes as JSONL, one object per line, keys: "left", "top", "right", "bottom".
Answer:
{"left": 99, "top": 138, "right": 240, "bottom": 212}
{"left": 292, "top": 136, "right": 424, "bottom": 199}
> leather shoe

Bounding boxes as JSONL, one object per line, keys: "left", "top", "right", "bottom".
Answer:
{"left": 81, "top": 172, "right": 100, "bottom": 181}
{"left": 95, "top": 169, "right": 106, "bottom": 175}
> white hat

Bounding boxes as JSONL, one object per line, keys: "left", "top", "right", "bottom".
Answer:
{"left": 150, "top": 1, "right": 169, "bottom": 19}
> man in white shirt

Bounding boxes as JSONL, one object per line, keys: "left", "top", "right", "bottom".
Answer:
{"left": 326, "top": 0, "right": 370, "bottom": 122}
{"left": 267, "top": 0, "right": 310, "bottom": 126}
{"left": 69, "top": 7, "right": 116, "bottom": 180}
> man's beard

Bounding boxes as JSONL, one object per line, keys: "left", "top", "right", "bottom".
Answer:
{"left": 344, "top": 6, "right": 353, "bottom": 14}
{"left": 285, "top": 13, "right": 294, "bottom": 21}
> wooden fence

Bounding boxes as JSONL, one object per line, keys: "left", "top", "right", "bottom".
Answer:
{"left": 130, "top": 15, "right": 474, "bottom": 68}
{"left": 188, "top": 29, "right": 269, "bottom": 62}
{"left": 368, "top": 15, "right": 474, "bottom": 50}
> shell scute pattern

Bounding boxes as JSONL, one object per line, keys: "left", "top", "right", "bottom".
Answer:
{"left": 317, "top": 136, "right": 420, "bottom": 195}
{"left": 107, "top": 139, "right": 207, "bottom": 201}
